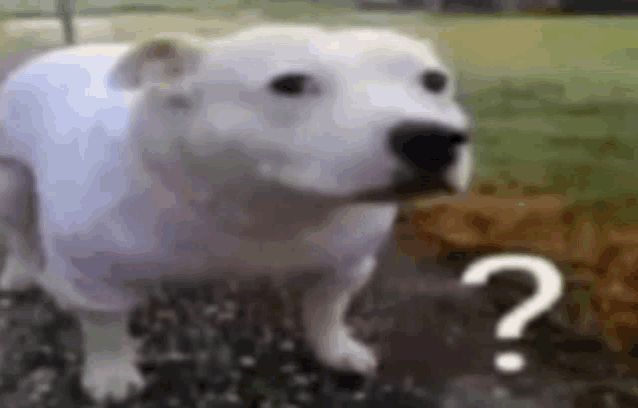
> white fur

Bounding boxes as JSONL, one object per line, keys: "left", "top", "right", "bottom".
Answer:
{"left": 0, "top": 25, "right": 473, "bottom": 401}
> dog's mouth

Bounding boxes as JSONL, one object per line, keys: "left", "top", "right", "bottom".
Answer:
{"left": 354, "top": 170, "right": 455, "bottom": 202}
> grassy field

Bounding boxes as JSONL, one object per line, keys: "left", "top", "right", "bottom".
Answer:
{"left": 2, "top": 1, "right": 638, "bottom": 212}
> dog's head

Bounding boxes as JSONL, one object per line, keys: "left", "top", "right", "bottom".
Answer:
{"left": 110, "top": 25, "right": 474, "bottom": 203}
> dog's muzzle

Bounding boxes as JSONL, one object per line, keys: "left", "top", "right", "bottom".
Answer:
{"left": 357, "top": 122, "right": 471, "bottom": 201}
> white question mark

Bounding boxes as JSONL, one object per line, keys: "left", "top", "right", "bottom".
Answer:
{"left": 461, "top": 254, "right": 564, "bottom": 374}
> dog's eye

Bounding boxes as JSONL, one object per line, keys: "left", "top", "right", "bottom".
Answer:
{"left": 421, "top": 70, "right": 448, "bottom": 94}
{"left": 270, "top": 74, "right": 318, "bottom": 97}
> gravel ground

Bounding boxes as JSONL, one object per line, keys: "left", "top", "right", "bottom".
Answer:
{"left": 1, "top": 251, "right": 637, "bottom": 408}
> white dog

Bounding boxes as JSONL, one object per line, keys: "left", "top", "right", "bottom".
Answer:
{"left": 0, "top": 24, "right": 473, "bottom": 401}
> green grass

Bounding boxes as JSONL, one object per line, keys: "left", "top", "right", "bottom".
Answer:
{"left": 465, "top": 80, "right": 638, "bottom": 201}
{"left": 430, "top": 15, "right": 638, "bottom": 209}
{"left": 2, "top": 1, "right": 638, "bottom": 213}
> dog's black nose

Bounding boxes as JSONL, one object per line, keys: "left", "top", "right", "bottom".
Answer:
{"left": 389, "top": 123, "right": 467, "bottom": 173}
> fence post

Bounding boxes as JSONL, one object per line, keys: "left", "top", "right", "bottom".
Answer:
{"left": 55, "top": 0, "right": 76, "bottom": 45}
{"left": 429, "top": 0, "right": 443, "bottom": 12}
{"left": 493, "top": 0, "right": 522, "bottom": 12}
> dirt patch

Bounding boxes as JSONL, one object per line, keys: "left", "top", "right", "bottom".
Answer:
{"left": 396, "top": 190, "right": 638, "bottom": 353}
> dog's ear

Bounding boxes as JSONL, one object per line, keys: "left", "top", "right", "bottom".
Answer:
{"left": 108, "top": 35, "right": 203, "bottom": 90}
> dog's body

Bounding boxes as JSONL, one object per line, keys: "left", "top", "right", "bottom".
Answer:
{"left": 0, "top": 25, "right": 473, "bottom": 400}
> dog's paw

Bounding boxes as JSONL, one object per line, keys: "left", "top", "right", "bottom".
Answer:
{"left": 81, "top": 355, "right": 145, "bottom": 402}
{"left": 320, "top": 325, "right": 378, "bottom": 375}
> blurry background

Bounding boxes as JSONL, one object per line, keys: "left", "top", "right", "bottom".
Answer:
{"left": 2, "top": 1, "right": 638, "bottom": 407}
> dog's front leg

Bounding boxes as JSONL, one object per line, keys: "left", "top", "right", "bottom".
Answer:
{"left": 39, "top": 254, "right": 149, "bottom": 402}
{"left": 0, "top": 225, "right": 42, "bottom": 290}
{"left": 0, "top": 157, "right": 44, "bottom": 291}
{"left": 77, "top": 307, "right": 145, "bottom": 402}
{"left": 302, "top": 255, "right": 378, "bottom": 375}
